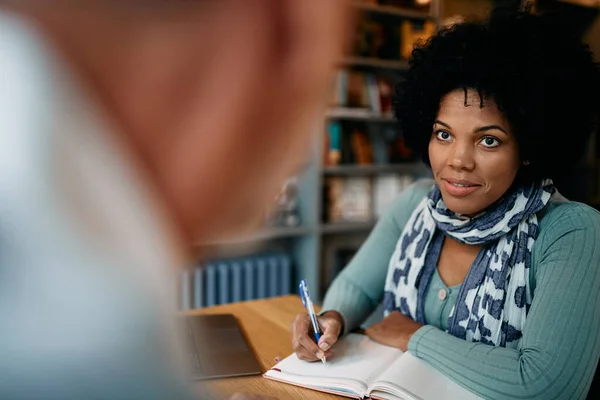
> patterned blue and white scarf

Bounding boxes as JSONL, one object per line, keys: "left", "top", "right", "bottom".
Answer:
{"left": 383, "top": 179, "right": 555, "bottom": 349}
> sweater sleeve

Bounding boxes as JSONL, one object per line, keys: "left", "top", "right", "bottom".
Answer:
{"left": 408, "top": 203, "right": 600, "bottom": 400}
{"left": 320, "top": 180, "right": 432, "bottom": 334}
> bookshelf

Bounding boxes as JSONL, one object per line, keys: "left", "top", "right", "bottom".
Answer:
{"left": 311, "top": 0, "right": 441, "bottom": 299}
{"left": 192, "top": 1, "right": 441, "bottom": 305}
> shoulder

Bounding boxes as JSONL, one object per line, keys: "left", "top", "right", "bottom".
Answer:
{"left": 0, "top": 12, "right": 60, "bottom": 194}
{"left": 0, "top": 11, "right": 54, "bottom": 125}
{"left": 531, "top": 199, "right": 600, "bottom": 294}
{"left": 533, "top": 199, "right": 600, "bottom": 264}
{"left": 0, "top": 11, "right": 52, "bottom": 85}
{"left": 538, "top": 200, "right": 600, "bottom": 238}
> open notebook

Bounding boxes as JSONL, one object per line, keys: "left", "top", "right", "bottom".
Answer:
{"left": 264, "top": 333, "right": 481, "bottom": 400}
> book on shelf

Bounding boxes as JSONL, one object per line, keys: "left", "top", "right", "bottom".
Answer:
{"left": 350, "top": 4, "right": 435, "bottom": 63}
{"left": 324, "top": 173, "right": 416, "bottom": 224}
{"left": 324, "top": 123, "right": 416, "bottom": 167}
{"left": 354, "top": 18, "right": 387, "bottom": 59}
{"left": 325, "top": 177, "right": 372, "bottom": 223}
{"left": 347, "top": 70, "right": 372, "bottom": 108}
{"left": 330, "top": 70, "right": 394, "bottom": 117}
{"left": 351, "top": 129, "right": 374, "bottom": 165}
{"left": 400, "top": 19, "right": 436, "bottom": 59}
{"left": 264, "top": 333, "right": 481, "bottom": 400}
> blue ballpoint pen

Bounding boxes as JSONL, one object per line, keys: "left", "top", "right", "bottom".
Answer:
{"left": 299, "top": 279, "right": 326, "bottom": 365}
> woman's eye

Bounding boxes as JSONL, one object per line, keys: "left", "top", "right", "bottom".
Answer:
{"left": 436, "top": 130, "right": 452, "bottom": 141}
{"left": 480, "top": 136, "right": 500, "bottom": 148}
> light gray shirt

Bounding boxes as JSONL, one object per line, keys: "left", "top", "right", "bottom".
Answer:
{"left": 0, "top": 11, "right": 199, "bottom": 399}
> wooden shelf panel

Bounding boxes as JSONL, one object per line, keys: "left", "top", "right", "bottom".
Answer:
{"left": 340, "top": 56, "right": 409, "bottom": 70}
{"left": 320, "top": 221, "right": 375, "bottom": 234}
{"left": 326, "top": 108, "right": 396, "bottom": 122}
{"left": 353, "top": 2, "right": 433, "bottom": 19}
{"left": 199, "top": 226, "right": 313, "bottom": 246}
{"left": 250, "top": 226, "right": 313, "bottom": 241}
{"left": 322, "top": 163, "right": 425, "bottom": 175}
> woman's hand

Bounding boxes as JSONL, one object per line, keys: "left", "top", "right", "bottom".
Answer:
{"left": 365, "top": 311, "right": 423, "bottom": 352}
{"left": 291, "top": 310, "right": 344, "bottom": 361}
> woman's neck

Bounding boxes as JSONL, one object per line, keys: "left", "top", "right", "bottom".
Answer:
{"left": 438, "top": 235, "right": 483, "bottom": 287}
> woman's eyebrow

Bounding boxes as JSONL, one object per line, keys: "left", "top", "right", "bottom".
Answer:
{"left": 475, "top": 125, "right": 508, "bottom": 135}
{"left": 434, "top": 120, "right": 451, "bottom": 128}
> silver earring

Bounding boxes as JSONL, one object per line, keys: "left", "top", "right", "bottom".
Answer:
{"left": 523, "top": 160, "right": 532, "bottom": 166}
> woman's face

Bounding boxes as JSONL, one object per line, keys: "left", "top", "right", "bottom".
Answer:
{"left": 428, "top": 89, "right": 521, "bottom": 216}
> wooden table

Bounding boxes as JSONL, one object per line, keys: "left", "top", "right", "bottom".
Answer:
{"left": 186, "top": 295, "right": 344, "bottom": 400}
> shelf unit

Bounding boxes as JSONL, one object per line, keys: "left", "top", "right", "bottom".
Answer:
{"left": 194, "top": 1, "right": 441, "bottom": 304}
{"left": 308, "top": 1, "right": 440, "bottom": 299}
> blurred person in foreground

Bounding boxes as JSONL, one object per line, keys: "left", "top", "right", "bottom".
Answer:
{"left": 0, "top": 1, "right": 350, "bottom": 399}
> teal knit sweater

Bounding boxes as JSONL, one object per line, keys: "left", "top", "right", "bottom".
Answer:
{"left": 321, "top": 179, "right": 600, "bottom": 399}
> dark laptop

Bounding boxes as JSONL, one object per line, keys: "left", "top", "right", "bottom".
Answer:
{"left": 184, "top": 314, "right": 262, "bottom": 380}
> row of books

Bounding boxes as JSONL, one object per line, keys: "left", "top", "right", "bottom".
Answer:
{"left": 324, "top": 122, "right": 416, "bottom": 166}
{"left": 353, "top": 13, "right": 435, "bottom": 61}
{"left": 323, "top": 174, "right": 418, "bottom": 223}
{"left": 331, "top": 69, "right": 394, "bottom": 115}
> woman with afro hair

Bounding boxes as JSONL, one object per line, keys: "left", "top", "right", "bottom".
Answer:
{"left": 291, "top": 7, "right": 600, "bottom": 400}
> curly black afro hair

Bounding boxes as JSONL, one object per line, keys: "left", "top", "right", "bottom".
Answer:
{"left": 393, "top": 8, "right": 600, "bottom": 184}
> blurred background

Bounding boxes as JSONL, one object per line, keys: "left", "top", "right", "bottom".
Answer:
{"left": 180, "top": 0, "right": 600, "bottom": 312}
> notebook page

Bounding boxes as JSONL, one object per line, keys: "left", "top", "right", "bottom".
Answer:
{"left": 368, "top": 352, "right": 482, "bottom": 400}
{"left": 266, "top": 334, "right": 401, "bottom": 390}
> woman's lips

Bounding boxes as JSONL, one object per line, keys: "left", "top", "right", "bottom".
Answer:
{"left": 442, "top": 178, "right": 481, "bottom": 197}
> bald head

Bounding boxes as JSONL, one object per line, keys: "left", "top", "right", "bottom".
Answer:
{"left": 10, "top": 0, "right": 352, "bottom": 248}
